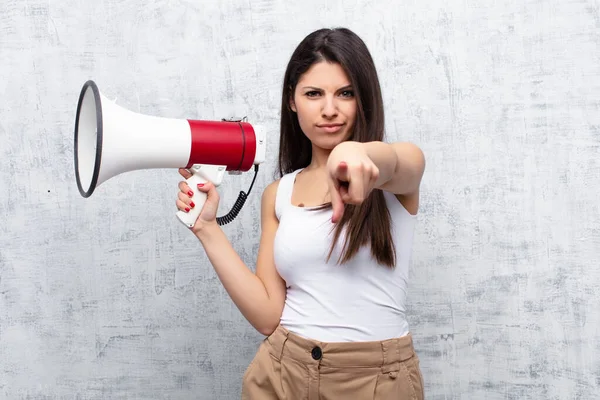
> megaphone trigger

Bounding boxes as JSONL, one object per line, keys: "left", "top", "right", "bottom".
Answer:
{"left": 175, "top": 164, "right": 226, "bottom": 228}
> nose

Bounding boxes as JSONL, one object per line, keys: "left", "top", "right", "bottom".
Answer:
{"left": 321, "top": 95, "right": 338, "bottom": 119}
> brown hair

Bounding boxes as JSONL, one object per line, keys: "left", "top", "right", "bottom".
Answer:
{"left": 277, "top": 27, "right": 395, "bottom": 267}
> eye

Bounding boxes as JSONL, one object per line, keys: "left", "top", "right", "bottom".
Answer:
{"left": 305, "top": 90, "right": 321, "bottom": 97}
{"left": 339, "top": 90, "right": 354, "bottom": 98}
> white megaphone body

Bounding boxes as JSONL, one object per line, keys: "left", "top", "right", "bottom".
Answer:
{"left": 74, "top": 80, "right": 266, "bottom": 228}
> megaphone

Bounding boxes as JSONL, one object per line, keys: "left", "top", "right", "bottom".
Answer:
{"left": 74, "top": 80, "right": 266, "bottom": 228}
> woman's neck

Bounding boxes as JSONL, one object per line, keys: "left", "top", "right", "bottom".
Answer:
{"left": 306, "top": 145, "right": 332, "bottom": 171}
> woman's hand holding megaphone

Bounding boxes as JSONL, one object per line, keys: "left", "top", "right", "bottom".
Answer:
{"left": 177, "top": 168, "right": 221, "bottom": 234}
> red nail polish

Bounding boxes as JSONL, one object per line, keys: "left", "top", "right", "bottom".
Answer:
{"left": 190, "top": 201, "right": 195, "bottom": 208}
{"left": 197, "top": 183, "right": 204, "bottom": 188}
{"left": 188, "top": 190, "right": 193, "bottom": 197}
{"left": 185, "top": 207, "right": 190, "bottom": 212}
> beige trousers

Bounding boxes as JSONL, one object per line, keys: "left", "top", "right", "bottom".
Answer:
{"left": 241, "top": 325, "right": 424, "bottom": 400}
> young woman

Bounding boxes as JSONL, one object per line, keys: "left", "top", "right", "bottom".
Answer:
{"left": 176, "top": 27, "right": 426, "bottom": 400}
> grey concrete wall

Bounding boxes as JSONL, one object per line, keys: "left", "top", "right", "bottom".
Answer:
{"left": 1, "top": 0, "right": 599, "bottom": 398}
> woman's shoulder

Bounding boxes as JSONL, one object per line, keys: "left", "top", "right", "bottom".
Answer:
{"left": 262, "top": 179, "right": 281, "bottom": 200}
{"left": 262, "top": 169, "right": 303, "bottom": 219}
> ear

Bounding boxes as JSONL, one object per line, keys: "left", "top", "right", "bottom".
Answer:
{"left": 288, "top": 86, "right": 297, "bottom": 112}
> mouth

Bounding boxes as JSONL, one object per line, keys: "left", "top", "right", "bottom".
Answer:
{"left": 317, "top": 123, "right": 345, "bottom": 133}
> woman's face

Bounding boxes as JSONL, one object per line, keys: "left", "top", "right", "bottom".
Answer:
{"left": 290, "top": 61, "right": 357, "bottom": 151}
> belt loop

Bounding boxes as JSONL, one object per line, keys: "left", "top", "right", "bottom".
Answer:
{"left": 380, "top": 341, "right": 399, "bottom": 374}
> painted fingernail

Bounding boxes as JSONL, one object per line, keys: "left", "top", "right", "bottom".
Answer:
{"left": 185, "top": 207, "right": 190, "bottom": 212}
{"left": 197, "top": 183, "right": 204, "bottom": 188}
{"left": 188, "top": 190, "right": 193, "bottom": 197}
{"left": 190, "top": 201, "right": 195, "bottom": 208}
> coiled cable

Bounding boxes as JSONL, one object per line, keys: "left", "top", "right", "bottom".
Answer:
{"left": 216, "top": 164, "right": 259, "bottom": 226}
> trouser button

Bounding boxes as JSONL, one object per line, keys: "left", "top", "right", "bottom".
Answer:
{"left": 311, "top": 346, "right": 322, "bottom": 360}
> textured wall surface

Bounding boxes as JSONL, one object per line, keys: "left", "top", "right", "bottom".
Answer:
{"left": 1, "top": 0, "right": 599, "bottom": 398}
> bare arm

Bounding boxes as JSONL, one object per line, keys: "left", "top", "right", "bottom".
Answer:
{"left": 362, "top": 141, "right": 426, "bottom": 195}
{"left": 325, "top": 141, "right": 426, "bottom": 221}
{"left": 192, "top": 181, "right": 286, "bottom": 336}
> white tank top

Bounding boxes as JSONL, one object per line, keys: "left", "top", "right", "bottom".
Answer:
{"left": 273, "top": 168, "right": 418, "bottom": 342}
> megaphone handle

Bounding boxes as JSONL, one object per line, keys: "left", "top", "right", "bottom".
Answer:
{"left": 176, "top": 174, "right": 209, "bottom": 228}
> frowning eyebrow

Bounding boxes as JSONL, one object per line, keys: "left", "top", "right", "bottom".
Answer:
{"left": 301, "top": 85, "right": 353, "bottom": 91}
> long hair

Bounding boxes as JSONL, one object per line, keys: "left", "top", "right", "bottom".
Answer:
{"left": 277, "top": 27, "right": 395, "bottom": 268}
